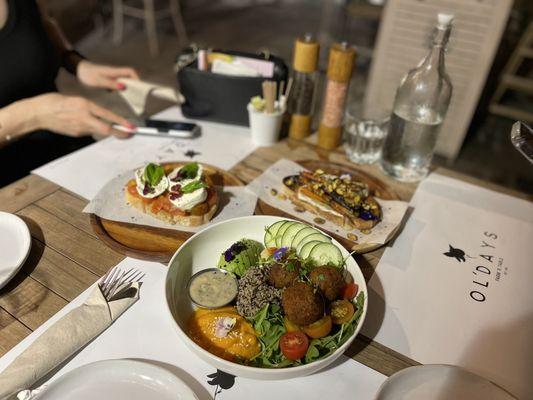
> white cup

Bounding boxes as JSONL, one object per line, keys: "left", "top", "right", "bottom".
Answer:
{"left": 247, "top": 103, "right": 284, "bottom": 146}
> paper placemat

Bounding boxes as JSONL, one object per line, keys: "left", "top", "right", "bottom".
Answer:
{"left": 247, "top": 159, "right": 408, "bottom": 246}
{"left": 83, "top": 170, "right": 257, "bottom": 233}
{"left": 362, "top": 173, "right": 533, "bottom": 399}
{"left": 0, "top": 258, "right": 386, "bottom": 399}
{"left": 32, "top": 107, "right": 257, "bottom": 200}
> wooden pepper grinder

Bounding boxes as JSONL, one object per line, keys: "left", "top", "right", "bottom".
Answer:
{"left": 288, "top": 34, "right": 320, "bottom": 139}
{"left": 317, "top": 42, "right": 356, "bottom": 149}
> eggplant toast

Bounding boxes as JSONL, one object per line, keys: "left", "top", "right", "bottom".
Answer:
{"left": 282, "top": 169, "right": 381, "bottom": 230}
{"left": 125, "top": 162, "right": 218, "bottom": 227}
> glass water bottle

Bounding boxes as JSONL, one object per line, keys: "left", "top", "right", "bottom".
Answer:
{"left": 381, "top": 13, "right": 454, "bottom": 182}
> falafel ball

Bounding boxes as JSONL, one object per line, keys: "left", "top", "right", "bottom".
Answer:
{"left": 268, "top": 260, "right": 301, "bottom": 288}
{"left": 282, "top": 282, "right": 324, "bottom": 326}
{"left": 310, "top": 266, "right": 344, "bottom": 301}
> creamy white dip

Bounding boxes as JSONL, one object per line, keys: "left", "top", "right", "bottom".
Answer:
{"left": 188, "top": 269, "right": 238, "bottom": 308}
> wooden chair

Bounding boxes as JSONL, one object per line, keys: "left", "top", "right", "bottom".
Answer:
{"left": 112, "top": 0, "right": 188, "bottom": 56}
{"left": 489, "top": 22, "right": 533, "bottom": 124}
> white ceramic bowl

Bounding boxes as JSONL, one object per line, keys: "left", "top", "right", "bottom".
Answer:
{"left": 165, "top": 215, "right": 368, "bottom": 380}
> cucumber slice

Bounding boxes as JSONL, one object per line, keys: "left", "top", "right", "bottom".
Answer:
{"left": 275, "top": 221, "right": 295, "bottom": 247}
{"left": 309, "top": 242, "right": 343, "bottom": 267}
{"left": 296, "top": 232, "right": 331, "bottom": 255}
{"left": 280, "top": 223, "right": 308, "bottom": 248}
{"left": 290, "top": 227, "right": 318, "bottom": 249}
{"left": 299, "top": 240, "right": 322, "bottom": 259}
{"left": 264, "top": 220, "right": 287, "bottom": 247}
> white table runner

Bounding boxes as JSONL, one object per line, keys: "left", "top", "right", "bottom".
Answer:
{"left": 0, "top": 258, "right": 386, "bottom": 399}
{"left": 362, "top": 173, "right": 533, "bottom": 399}
{"left": 32, "top": 107, "right": 258, "bottom": 200}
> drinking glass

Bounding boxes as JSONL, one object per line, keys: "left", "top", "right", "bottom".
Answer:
{"left": 344, "top": 107, "right": 389, "bottom": 164}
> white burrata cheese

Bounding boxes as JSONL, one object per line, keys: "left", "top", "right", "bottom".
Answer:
{"left": 169, "top": 188, "right": 208, "bottom": 210}
{"left": 135, "top": 166, "right": 169, "bottom": 198}
{"left": 167, "top": 164, "right": 208, "bottom": 210}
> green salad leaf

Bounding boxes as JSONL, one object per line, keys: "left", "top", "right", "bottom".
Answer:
{"left": 305, "top": 292, "right": 365, "bottom": 363}
{"left": 179, "top": 162, "right": 199, "bottom": 179}
{"left": 248, "top": 304, "right": 296, "bottom": 368}
{"left": 144, "top": 163, "right": 165, "bottom": 187}
{"left": 181, "top": 180, "right": 206, "bottom": 194}
{"left": 247, "top": 292, "right": 365, "bottom": 368}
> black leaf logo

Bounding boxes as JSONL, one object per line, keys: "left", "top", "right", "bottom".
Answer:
{"left": 184, "top": 149, "right": 201, "bottom": 159}
{"left": 206, "top": 369, "right": 236, "bottom": 399}
{"left": 443, "top": 244, "right": 466, "bottom": 262}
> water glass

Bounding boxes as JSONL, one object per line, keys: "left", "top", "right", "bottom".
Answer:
{"left": 344, "top": 108, "right": 389, "bottom": 164}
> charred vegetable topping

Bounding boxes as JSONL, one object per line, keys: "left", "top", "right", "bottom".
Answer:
{"left": 287, "top": 169, "right": 381, "bottom": 221}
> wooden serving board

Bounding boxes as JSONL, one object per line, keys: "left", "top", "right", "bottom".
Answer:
{"left": 256, "top": 160, "right": 401, "bottom": 253}
{"left": 90, "top": 162, "right": 243, "bottom": 262}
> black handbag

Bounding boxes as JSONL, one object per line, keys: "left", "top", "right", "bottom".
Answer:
{"left": 177, "top": 50, "right": 288, "bottom": 126}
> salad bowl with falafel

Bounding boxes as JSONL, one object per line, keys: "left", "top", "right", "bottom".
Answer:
{"left": 165, "top": 216, "right": 367, "bottom": 380}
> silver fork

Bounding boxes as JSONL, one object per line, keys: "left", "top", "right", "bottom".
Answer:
{"left": 98, "top": 267, "right": 145, "bottom": 301}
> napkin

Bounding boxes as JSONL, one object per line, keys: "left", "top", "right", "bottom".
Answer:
{"left": 118, "top": 78, "right": 185, "bottom": 115}
{"left": 0, "top": 283, "right": 140, "bottom": 400}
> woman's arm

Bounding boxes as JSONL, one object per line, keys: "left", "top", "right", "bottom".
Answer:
{"left": 0, "top": 94, "right": 134, "bottom": 142}
{"left": 0, "top": 99, "right": 40, "bottom": 142}
{"left": 36, "top": 1, "right": 139, "bottom": 88}
{"left": 35, "top": 0, "right": 83, "bottom": 74}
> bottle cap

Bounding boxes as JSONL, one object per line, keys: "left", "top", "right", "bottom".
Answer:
{"left": 293, "top": 34, "right": 319, "bottom": 73}
{"left": 326, "top": 42, "right": 356, "bottom": 82}
{"left": 438, "top": 13, "right": 454, "bottom": 27}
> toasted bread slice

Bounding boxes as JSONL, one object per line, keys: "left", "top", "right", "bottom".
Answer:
{"left": 282, "top": 178, "right": 380, "bottom": 231}
{"left": 125, "top": 174, "right": 218, "bottom": 227}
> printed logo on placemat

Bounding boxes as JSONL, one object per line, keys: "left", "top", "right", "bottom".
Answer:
{"left": 184, "top": 149, "right": 201, "bottom": 159}
{"left": 443, "top": 244, "right": 467, "bottom": 262}
{"left": 442, "top": 232, "right": 508, "bottom": 303}
{"left": 207, "top": 369, "right": 236, "bottom": 399}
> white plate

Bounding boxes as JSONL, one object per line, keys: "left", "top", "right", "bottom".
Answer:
{"left": 36, "top": 359, "right": 198, "bottom": 400}
{"left": 0, "top": 211, "right": 31, "bottom": 290}
{"left": 165, "top": 215, "right": 368, "bottom": 380}
{"left": 375, "top": 365, "right": 517, "bottom": 400}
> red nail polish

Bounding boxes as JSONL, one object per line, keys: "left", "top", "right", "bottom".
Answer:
{"left": 127, "top": 123, "right": 136, "bottom": 130}
{"left": 117, "top": 83, "right": 126, "bottom": 90}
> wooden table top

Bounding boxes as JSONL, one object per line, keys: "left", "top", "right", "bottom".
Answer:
{"left": 0, "top": 137, "right": 530, "bottom": 377}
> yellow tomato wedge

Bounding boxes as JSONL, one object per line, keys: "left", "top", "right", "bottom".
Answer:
{"left": 330, "top": 300, "right": 355, "bottom": 325}
{"left": 284, "top": 316, "right": 302, "bottom": 333}
{"left": 302, "top": 315, "right": 332, "bottom": 339}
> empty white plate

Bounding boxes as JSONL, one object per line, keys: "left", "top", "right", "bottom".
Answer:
{"left": 0, "top": 211, "right": 31, "bottom": 290}
{"left": 36, "top": 359, "right": 198, "bottom": 400}
{"left": 375, "top": 364, "right": 516, "bottom": 400}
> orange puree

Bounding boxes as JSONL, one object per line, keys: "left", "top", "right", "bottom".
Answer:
{"left": 187, "top": 306, "right": 260, "bottom": 362}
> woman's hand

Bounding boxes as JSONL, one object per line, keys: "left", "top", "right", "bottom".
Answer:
{"left": 77, "top": 60, "right": 139, "bottom": 91}
{"left": 32, "top": 93, "right": 135, "bottom": 138}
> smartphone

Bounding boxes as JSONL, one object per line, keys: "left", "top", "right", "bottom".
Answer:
{"left": 113, "top": 119, "right": 200, "bottom": 138}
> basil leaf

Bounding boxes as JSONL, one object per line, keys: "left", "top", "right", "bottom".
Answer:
{"left": 182, "top": 180, "right": 206, "bottom": 194}
{"left": 180, "top": 162, "right": 199, "bottom": 179}
{"left": 144, "top": 163, "right": 165, "bottom": 187}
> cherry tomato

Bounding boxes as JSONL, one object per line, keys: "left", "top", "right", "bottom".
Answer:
{"left": 330, "top": 300, "right": 355, "bottom": 325}
{"left": 283, "top": 317, "right": 301, "bottom": 333}
{"left": 280, "top": 332, "right": 309, "bottom": 360}
{"left": 341, "top": 283, "right": 359, "bottom": 300}
{"left": 302, "top": 315, "right": 332, "bottom": 339}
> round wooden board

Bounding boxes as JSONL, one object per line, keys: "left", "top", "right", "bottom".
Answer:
{"left": 90, "top": 162, "right": 243, "bottom": 262}
{"left": 256, "top": 160, "right": 401, "bottom": 253}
